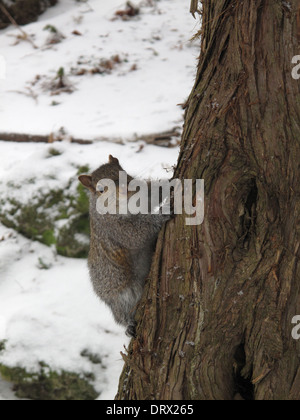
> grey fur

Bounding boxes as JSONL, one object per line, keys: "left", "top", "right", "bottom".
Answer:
{"left": 79, "top": 156, "right": 169, "bottom": 337}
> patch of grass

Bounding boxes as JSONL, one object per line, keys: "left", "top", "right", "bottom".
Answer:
{"left": 44, "top": 24, "right": 58, "bottom": 33}
{"left": 57, "top": 215, "right": 90, "bottom": 259}
{"left": 0, "top": 179, "right": 90, "bottom": 258}
{"left": 42, "top": 229, "right": 56, "bottom": 246}
{"left": 76, "top": 183, "right": 90, "bottom": 215}
{"left": 0, "top": 340, "right": 6, "bottom": 353}
{"left": 44, "top": 189, "right": 65, "bottom": 209}
{"left": 77, "top": 165, "right": 90, "bottom": 175}
{"left": 12, "top": 203, "right": 50, "bottom": 240}
{"left": 37, "top": 257, "right": 52, "bottom": 270}
{"left": 0, "top": 363, "right": 99, "bottom": 400}
{"left": 47, "top": 147, "right": 62, "bottom": 157}
{"left": 50, "top": 101, "right": 61, "bottom": 106}
{"left": 81, "top": 349, "right": 103, "bottom": 366}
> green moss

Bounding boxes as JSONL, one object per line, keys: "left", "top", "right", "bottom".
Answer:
{"left": 37, "top": 257, "right": 52, "bottom": 270}
{"left": 0, "top": 364, "right": 98, "bottom": 400}
{"left": 47, "top": 147, "right": 62, "bottom": 157}
{"left": 77, "top": 165, "right": 90, "bottom": 176}
{"left": 76, "top": 183, "right": 90, "bottom": 215}
{"left": 44, "top": 24, "right": 58, "bottom": 34}
{"left": 13, "top": 204, "right": 49, "bottom": 239}
{"left": 44, "top": 189, "right": 65, "bottom": 209}
{"left": 0, "top": 174, "right": 90, "bottom": 258}
{"left": 0, "top": 340, "right": 6, "bottom": 352}
{"left": 57, "top": 215, "right": 90, "bottom": 259}
{"left": 42, "top": 229, "right": 56, "bottom": 246}
{"left": 81, "top": 349, "right": 103, "bottom": 366}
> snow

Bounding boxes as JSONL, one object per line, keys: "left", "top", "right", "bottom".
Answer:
{"left": 0, "top": 0, "right": 200, "bottom": 400}
{"left": 0, "top": 0, "right": 199, "bottom": 140}
{"left": 0, "top": 223, "right": 126, "bottom": 399}
{"left": 0, "top": 377, "right": 21, "bottom": 401}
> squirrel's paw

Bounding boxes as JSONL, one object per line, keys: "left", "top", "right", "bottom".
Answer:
{"left": 125, "top": 323, "right": 137, "bottom": 338}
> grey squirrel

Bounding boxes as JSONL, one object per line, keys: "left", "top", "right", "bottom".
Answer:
{"left": 79, "top": 155, "right": 170, "bottom": 337}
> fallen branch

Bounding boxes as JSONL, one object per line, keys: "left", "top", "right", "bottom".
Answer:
{"left": 0, "top": 132, "right": 92, "bottom": 145}
{"left": 134, "top": 127, "right": 181, "bottom": 147}
{"left": 8, "top": 87, "right": 38, "bottom": 104}
{"left": 0, "top": 127, "right": 181, "bottom": 147}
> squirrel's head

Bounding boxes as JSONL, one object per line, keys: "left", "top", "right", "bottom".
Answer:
{"left": 78, "top": 155, "right": 131, "bottom": 195}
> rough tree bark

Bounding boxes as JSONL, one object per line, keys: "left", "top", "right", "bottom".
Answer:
{"left": 116, "top": 0, "right": 300, "bottom": 400}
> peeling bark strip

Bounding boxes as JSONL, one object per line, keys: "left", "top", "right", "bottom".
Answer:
{"left": 190, "top": 0, "right": 200, "bottom": 18}
{"left": 117, "top": 0, "right": 300, "bottom": 400}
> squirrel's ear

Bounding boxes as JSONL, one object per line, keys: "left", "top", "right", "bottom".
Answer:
{"left": 78, "top": 175, "right": 96, "bottom": 193}
{"left": 109, "top": 155, "right": 119, "bottom": 165}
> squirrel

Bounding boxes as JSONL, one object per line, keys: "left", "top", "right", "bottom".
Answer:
{"left": 78, "top": 155, "right": 170, "bottom": 337}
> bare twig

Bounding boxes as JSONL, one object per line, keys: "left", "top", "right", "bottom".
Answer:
{"left": 8, "top": 88, "right": 38, "bottom": 104}
{"left": 0, "top": 3, "right": 38, "bottom": 49}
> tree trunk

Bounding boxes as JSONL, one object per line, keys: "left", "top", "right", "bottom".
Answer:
{"left": 116, "top": 0, "right": 300, "bottom": 400}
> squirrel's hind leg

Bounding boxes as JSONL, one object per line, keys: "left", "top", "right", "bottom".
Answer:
{"left": 107, "top": 286, "right": 141, "bottom": 338}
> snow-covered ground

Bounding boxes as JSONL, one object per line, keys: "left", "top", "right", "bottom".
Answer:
{"left": 0, "top": 223, "right": 126, "bottom": 400}
{"left": 0, "top": 0, "right": 199, "bottom": 140}
{"left": 0, "top": 0, "right": 200, "bottom": 400}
